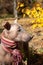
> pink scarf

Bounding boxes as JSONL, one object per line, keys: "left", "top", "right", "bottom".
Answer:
{"left": 1, "top": 35, "right": 22, "bottom": 65}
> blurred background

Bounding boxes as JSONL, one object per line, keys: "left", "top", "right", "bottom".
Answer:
{"left": 0, "top": 0, "right": 43, "bottom": 18}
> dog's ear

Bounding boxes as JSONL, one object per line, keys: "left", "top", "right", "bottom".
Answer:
{"left": 14, "top": 19, "right": 17, "bottom": 24}
{"left": 4, "top": 22, "right": 11, "bottom": 30}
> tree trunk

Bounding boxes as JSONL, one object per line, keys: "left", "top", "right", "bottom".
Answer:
{"left": 14, "top": 0, "right": 18, "bottom": 18}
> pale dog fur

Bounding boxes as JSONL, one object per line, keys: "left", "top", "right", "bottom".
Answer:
{"left": 0, "top": 19, "right": 32, "bottom": 65}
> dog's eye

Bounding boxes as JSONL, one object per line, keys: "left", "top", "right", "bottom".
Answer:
{"left": 18, "top": 29, "right": 21, "bottom": 32}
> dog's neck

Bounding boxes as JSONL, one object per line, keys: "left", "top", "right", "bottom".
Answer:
{"left": 1, "top": 35, "right": 16, "bottom": 53}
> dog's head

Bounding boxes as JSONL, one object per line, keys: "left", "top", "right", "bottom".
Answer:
{"left": 3, "top": 20, "right": 33, "bottom": 42}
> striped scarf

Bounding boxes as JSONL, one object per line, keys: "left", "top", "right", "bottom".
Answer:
{"left": 1, "top": 35, "right": 22, "bottom": 65}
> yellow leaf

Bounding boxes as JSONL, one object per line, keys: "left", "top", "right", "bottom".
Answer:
{"left": 20, "top": 3, "right": 24, "bottom": 7}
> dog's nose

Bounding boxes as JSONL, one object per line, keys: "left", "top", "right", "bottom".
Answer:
{"left": 27, "top": 35, "right": 34, "bottom": 41}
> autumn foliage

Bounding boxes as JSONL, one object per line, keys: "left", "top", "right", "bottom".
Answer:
{"left": 17, "top": 2, "right": 43, "bottom": 29}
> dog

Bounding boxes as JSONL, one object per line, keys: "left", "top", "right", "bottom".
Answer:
{"left": 0, "top": 20, "right": 33, "bottom": 65}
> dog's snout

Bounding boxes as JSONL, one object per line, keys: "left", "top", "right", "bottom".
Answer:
{"left": 22, "top": 33, "right": 33, "bottom": 42}
{"left": 27, "top": 35, "right": 33, "bottom": 41}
